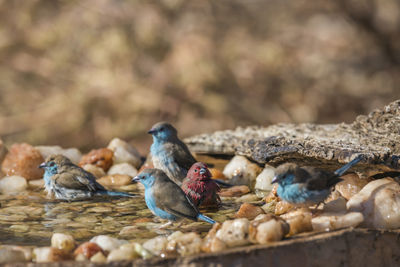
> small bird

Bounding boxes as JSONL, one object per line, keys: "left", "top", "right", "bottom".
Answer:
{"left": 271, "top": 156, "right": 362, "bottom": 205}
{"left": 148, "top": 122, "right": 231, "bottom": 188}
{"left": 148, "top": 122, "right": 196, "bottom": 185}
{"left": 132, "top": 168, "right": 215, "bottom": 226}
{"left": 182, "top": 162, "right": 221, "bottom": 207}
{"left": 39, "top": 155, "right": 135, "bottom": 201}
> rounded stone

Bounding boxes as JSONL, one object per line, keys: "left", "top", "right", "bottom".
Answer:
{"left": 1, "top": 143, "right": 44, "bottom": 180}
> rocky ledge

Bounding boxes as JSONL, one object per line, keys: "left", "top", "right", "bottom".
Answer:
{"left": 185, "top": 100, "right": 400, "bottom": 172}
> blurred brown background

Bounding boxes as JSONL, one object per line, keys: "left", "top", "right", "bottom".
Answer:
{"left": 0, "top": 0, "right": 399, "bottom": 154}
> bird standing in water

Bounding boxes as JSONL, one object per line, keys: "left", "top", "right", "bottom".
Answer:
{"left": 182, "top": 162, "right": 221, "bottom": 207}
{"left": 133, "top": 168, "right": 215, "bottom": 227}
{"left": 39, "top": 155, "right": 134, "bottom": 201}
{"left": 271, "top": 156, "right": 362, "bottom": 205}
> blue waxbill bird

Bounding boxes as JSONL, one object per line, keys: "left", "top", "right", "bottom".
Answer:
{"left": 39, "top": 154, "right": 135, "bottom": 201}
{"left": 132, "top": 168, "right": 215, "bottom": 226}
{"left": 148, "top": 122, "right": 231, "bottom": 187}
{"left": 271, "top": 155, "right": 363, "bottom": 205}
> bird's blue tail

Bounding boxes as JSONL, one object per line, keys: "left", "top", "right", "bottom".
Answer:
{"left": 97, "top": 191, "right": 136, "bottom": 198}
{"left": 197, "top": 213, "right": 216, "bottom": 224}
{"left": 334, "top": 155, "right": 363, "bottom": 177}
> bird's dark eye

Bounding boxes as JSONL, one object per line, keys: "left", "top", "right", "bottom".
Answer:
{"left": 49, "top": 162, "right": 55, "bottom": 167}
{"left": 194, "top": 169, "right": 198, "bottom": 172}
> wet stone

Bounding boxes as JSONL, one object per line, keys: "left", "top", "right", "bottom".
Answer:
{"left": 33, "top": 247, "right": 71, "bottom": 262}
{"left": 235, "top": 203, "right": 264, "bottom": 220}
{"left": 90, "top": 235, "right": 128, "bottom": 252}
{"left": 335, "top": 173, "right": 370, "bottom": 200}
{"left": 347, "top": 178, "right": 400, "bottom": 229}
{"left": 51, "top": 233, "right": 75, "bottom": 252}
{"left": 219, "top": 185, "right": 250, "bottom": 197}
{"left": 90, "top": 251, "right": 107, "bottom": 263}
{"left": 1, "top": 143, "right": 44, "bottom": 180}
{"left": 107, "top": 163, "right": 138, "bottom": 177}
{"left": 0, "top": 248, "right": 27, "bottom": 263}
{"left": 223, "top": 156, "right": 262, "bottom": 188}
{"left": 107, "top": 138, "right": 142, "bottom": 169}
{"left": 0, "top": 176, "right": 28, "bottom": 194}
{"left": 79, "top": 148, "right": 114, "bottom": 172}
{"left": 216, "top": 218, "right": 250, "bottom": 247}
{"left": 28, "top": 179, "right": 45, "bottom": 190}
{"left": 97, "top": 174, "right": 132, "bottom": 188}
{"left": 249, "top": 214, "right": 290, "bottom": 244}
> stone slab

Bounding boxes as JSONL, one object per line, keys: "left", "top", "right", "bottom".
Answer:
{"left": 185, "top": 100, "right": 400, "bottom": 172}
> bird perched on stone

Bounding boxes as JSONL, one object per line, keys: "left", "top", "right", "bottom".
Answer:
{"left": 182, "top": 162, "right": 221, "bottom": 207}
{"left": 271, "top": 156, "right": 362, "bottom": 205}
{"left": 148, "top": 122, "right": 231, "bottom": 188}
{"left": 39, "top": 155, "right": 134, "bottom": 201}
{"left": 132, "top": 168, "right": 216, "bottom": 226}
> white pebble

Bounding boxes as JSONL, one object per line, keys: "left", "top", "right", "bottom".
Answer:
{"left": 166, "top": 231, "right": 202, "bottom": 256}
{"left": 90, "top": 252, "right": 107, "bottom": 263}
{"left": 107, "top": 163, "right": 138, "bottom": 177}
{"left": 216, "top": 218, "right": 250, "bottom": 247}
{"left": 0, "top": 176, "right": 27, "bottom": 194}
{"left": 311, "top": 212, "right": 364, "bottom": 232}
{"left": 280, "top": 208, "right": 313, "bottom": 235}
{"left": 90, "top": 235, "right": 128, "bottom": 252}
{"left": 223, "top": 156, "right": 262, "bottom": 188}
{"left": 107, "top": 138, "right": 142, "bottom": 168}
{"left": 347, "top": 178, "right": 400, "bottom": 229}
{"left": 33, "top": 247, "right": 66, "bottom": 263}
{"left": 107, "top": 245, "right": 138, "bottom": 262}
{"left": 142, "top": 236, "right": 168, "bottom": 256}
{"left": 254, "top": 165, "right": 276, "bottom": 193}
{"left": 51, "top": 233, "right": 75, "bottom": 252}
{"left": 249, "top": 214, "right": 289, "bottom": 244}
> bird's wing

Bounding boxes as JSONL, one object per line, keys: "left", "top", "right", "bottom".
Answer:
{"left": 170, "top": 141, "right": 197, "bottom": 170}
{"left": 153, "top": 179, "right": 198, "bottom": 220}
{"left": 302, "top": 167, "right": 340, "bottom": 191}
{"left": 292, "top": 167, "right": 312, "bottom": 184}
{"left": 54, "top": 168, "right": 105, "bottom": 192}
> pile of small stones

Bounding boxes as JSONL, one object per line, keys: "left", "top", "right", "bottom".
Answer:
{"left": 0, "top": 138, "right": 400, "bottom": 264}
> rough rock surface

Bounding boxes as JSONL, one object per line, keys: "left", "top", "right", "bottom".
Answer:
{"left": 185, "top": 100, "right": 400, "bottom": 171}
{"left": 6, "top": 229, "right": 400, "bottom": 267}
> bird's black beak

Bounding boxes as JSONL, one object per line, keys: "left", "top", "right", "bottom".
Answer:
{"left": 200, "top": 168, "right": 207, "bottom": 175}
{"left": 147, "top": 128, "right": 156, "bottom": 134}
{"left": 38, "top": 162, "right": 46, "bottom": 169}
{"left": 132, "top": 176, "right": 140, "bottom": 183}
{"left": 271, "top": 175, "right": 279, "bottom": 184}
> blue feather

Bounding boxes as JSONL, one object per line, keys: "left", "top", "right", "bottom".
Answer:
{"left": 334, "top": 155, "right": 363, "bottom": 176}
{"left": 197, "top": 214, "right": 216, "bottom": 224}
